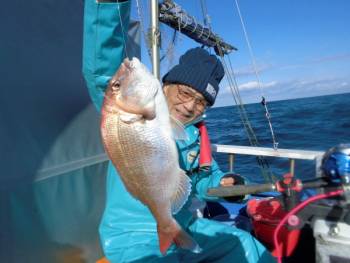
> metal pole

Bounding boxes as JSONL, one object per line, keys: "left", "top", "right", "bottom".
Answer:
{"left": 151, "top": 0, "right": 160, "bottom": 79}
{"left": 229, "top": 154, "right": 235, "bottom": 172}
{"left": 290, "top": 159, "right": 295, "bottom": 176}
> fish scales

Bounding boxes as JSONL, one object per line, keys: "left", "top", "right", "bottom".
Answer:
{"left": 100, "top": 57, "right": 201, "bottom": 254}
{"left": 105, "top": 113, "right": 177, "bottom": 202}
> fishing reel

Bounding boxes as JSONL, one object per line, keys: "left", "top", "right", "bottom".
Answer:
{"left": 321, "top": 143, "right": 350, "bottom": 185}
{"left": 320, "top": 143, "right": 350, "bottom": 205}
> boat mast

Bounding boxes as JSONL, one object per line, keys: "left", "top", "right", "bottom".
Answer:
{"left": 151, "top": 0, "right": 160, "bottom": 79}
{"left": 150, "top": 0, "right": 236, "bottom": 80}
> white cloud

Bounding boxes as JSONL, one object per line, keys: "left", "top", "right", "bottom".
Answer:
{"left": 239, "top": 81, "right": 259, "bottom": 90}
{"left": 214, "top": 77, "right": 350, "bottom": 107}
{"left": 310, "top": 53, "right": 350, "bottom": 64}
{"left": 227, "top": 63, "right": 273, "bottom": 77}
{"left": 272, "top": 53, "right": 350, "bottom": 72}
{"left": 238, "top": 81, "right": 277, "bottom": 90}
{"left": 228, "top": 52, "right": 350, "bottom": 78}
{"left": 219, "top": 81, "right": 278, "bottom": 95}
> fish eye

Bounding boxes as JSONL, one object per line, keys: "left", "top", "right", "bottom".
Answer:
{"left": 115, "top": 80, "right": 121, "bottom": 87}
{"left": 111, "top": 79, "right": 121, "bottom": 92}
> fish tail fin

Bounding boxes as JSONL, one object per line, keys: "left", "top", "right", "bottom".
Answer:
{"left": 157, "top": 220, "right": 202, "bottom": 255}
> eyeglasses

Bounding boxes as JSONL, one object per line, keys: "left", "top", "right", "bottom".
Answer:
{"left": 176, "top": 85, "right": 207, "bottom": 112}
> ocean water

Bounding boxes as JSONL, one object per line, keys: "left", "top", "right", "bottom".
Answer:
{"left": 205, "top": 93, "right": 350, "bottom": 183}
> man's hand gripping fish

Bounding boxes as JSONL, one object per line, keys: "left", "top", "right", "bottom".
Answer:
{"left": 100, "top": 57, "right": 202, "bottom": 255}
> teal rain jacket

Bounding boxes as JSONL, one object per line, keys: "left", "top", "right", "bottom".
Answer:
{"left": 83, "top": 1, "right": 275, "bottom": 262}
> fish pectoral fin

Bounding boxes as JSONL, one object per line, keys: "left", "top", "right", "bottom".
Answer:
{"left": 120, "top": 112, "right": 143, "bottom": 124}
{"left": 157, "top": 220, "right": 202, "bottom": 255}
{"left": 169, "top": 115, "right": 189, "bottom": 141}
{"left": 171, "top": 170, "right": 191, "bottom": 214}
{"left": 115, "top": 93, "right": 156, "bottom": 121}
{"left": 142, "top": 100, "right": 156, "bottom": 120}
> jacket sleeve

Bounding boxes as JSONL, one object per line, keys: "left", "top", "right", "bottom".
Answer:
{"left": 82, "top": 0, "right": 130, "bottom": 112}
{"left": 194, "top": 159, "right": 225, "bottom": 202}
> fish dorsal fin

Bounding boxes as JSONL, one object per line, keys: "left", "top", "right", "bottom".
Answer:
{"left": 170, "top": 115, "right": 189, "bottom": 141}
{"left": 171, "top": 170, "right": 192, "bottom": 214}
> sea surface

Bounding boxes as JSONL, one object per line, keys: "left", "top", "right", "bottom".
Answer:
{"left": 205, "top": 93, "right": 350, "bottom": 183}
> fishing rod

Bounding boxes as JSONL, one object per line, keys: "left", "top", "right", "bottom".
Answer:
{"left": 208, "top": 174, "right": 344, "bottom": 210}
{"left": 209, "top": 144, "right": 350, "bottom": 200}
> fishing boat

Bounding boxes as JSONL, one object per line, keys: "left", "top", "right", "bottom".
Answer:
{"left": 2, "top": 0, "right": 349, "bottom": 263}
{"left": 152, "top": 2, "right": 350, "bottom": 263}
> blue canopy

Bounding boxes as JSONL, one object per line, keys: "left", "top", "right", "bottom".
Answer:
{"left": 0, "top": 1, "right": 139, "bottom": 262}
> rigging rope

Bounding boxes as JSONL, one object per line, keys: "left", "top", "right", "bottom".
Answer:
{"left": 135, "top": 0, "right": 152, "bottom": 60}
{"left": 216, "top": 44, "right": 274, "bottom": 183}
{"left": 117, "top": 4, "right": 129, "bottom": 59}
{"left": 136, "top": 0, "right": 179, "bottom": 70}
{"left": 234, "top": 0, "right": 279, "bottom": 150}
{"left": 199, "top": 0, "right": 211, "bottom": 30}
{"left": 204, "top": 7, "right": 274, "bottom": 182}
{"left": 159, "top": 0, "right": 236, "bottom": 55}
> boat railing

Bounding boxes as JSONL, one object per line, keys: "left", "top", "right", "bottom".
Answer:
{"left": 212, "top": 144, "right": 325, "bottom": 177}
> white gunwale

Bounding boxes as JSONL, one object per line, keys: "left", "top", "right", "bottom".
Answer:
{"left": 213, "top": 144, "right": 324, "bottom": 160}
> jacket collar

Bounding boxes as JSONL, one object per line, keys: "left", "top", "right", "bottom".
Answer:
{"left": 184, "top": 114, "right": 206, "bottom": 127}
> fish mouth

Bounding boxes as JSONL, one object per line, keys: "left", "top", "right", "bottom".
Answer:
{"left": 122, "top": 57, "right": 138, "bottom": 71}
{"left": 122, "top": 59, "right": 132, "bottom": 69}
{"left": 109, "top": 59, "right": 132, "bottom": 88}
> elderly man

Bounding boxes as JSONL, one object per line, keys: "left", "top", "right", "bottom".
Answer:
{"left": 83, "top": 0, "right": 274, "bottom": 262}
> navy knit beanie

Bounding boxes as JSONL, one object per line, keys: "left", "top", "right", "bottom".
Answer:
{"left": 162, "top": 47, "right": 225, "bottom": 106}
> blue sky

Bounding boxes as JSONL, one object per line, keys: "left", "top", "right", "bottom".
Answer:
{"left": 131, "top": 0, "right": 350, "bottom": 107}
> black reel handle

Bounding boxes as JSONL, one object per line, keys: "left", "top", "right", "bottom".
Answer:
{"left": 207, "top": 183, "right": 275, "bottom": 197}
{"left": 207, "top": 177, "right": 331, "bottom": 198}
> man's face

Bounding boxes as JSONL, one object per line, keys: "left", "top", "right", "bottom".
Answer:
{"left": 163, "top": 84, "right": 208, "bottom": 125}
